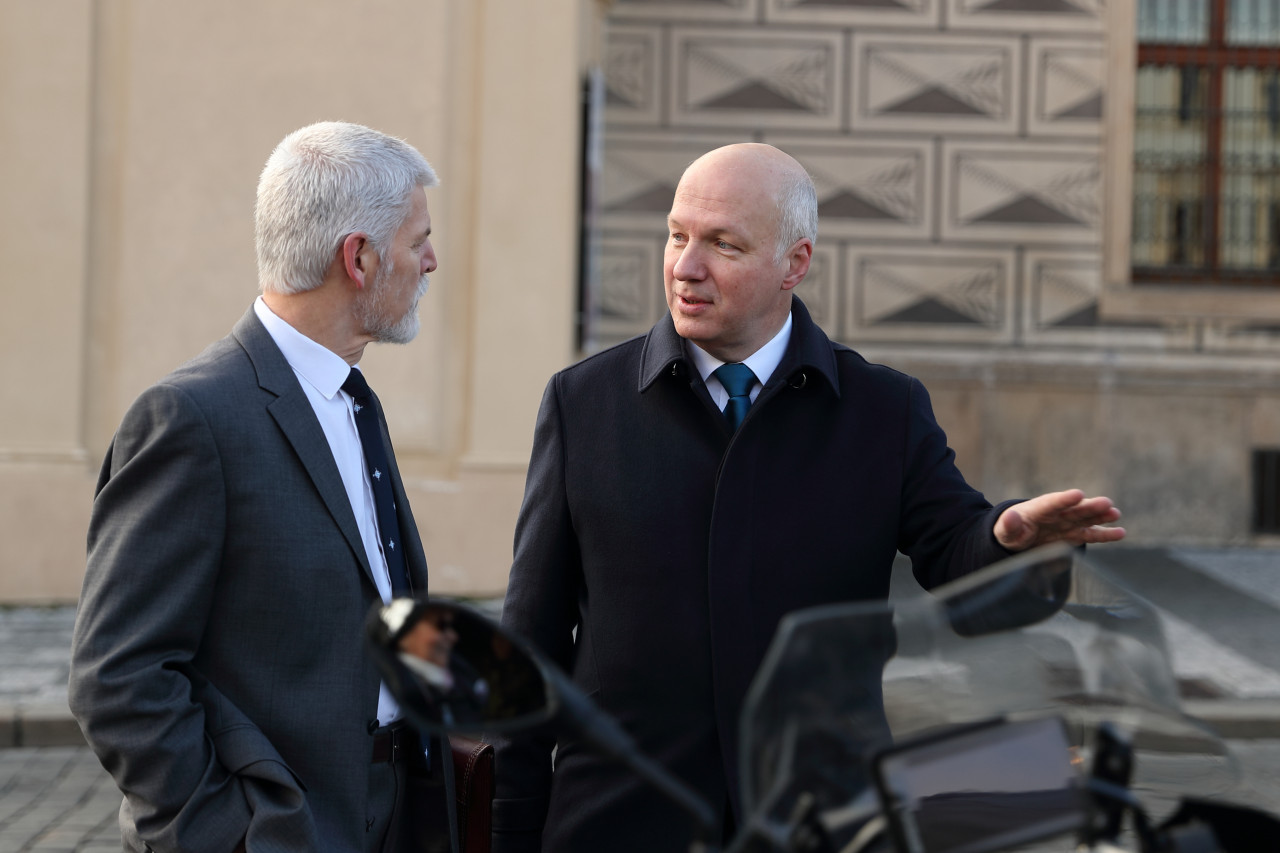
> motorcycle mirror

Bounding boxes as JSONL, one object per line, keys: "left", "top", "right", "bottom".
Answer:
{"left": 939, "top": 542, "right": 1075, "bottom": 637}
{"left": 365, "top": 597, "right": 720, "bottom": 845}
{"left": 365, "top": 597, "right": 556, "bottom": 734}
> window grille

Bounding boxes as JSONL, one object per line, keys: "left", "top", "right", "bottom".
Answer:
{"left": 1133, "top": 0, "right": 1280, "bottom": 284}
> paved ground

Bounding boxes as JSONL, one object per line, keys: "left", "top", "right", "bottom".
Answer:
{"left": 1, "top": 547, "right": 1277, "bottom": 848}
{"left": 1090, "top": 547, "right": 1280, "bottom": 698}
{"left": 0, "top": 748, "right": 119, "bottom": 852}
{"left": 2, "top": 741, "right": 1277, "bottom": 851}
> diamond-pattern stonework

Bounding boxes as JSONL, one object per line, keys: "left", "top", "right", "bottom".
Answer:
{"left": 597, "top": 0, "right": 1183, "bottom": 354}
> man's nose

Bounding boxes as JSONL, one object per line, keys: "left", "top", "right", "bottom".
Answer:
{"left": 672, "top": 244, "right": 705, "bottom": 281}
{"left": 422, "top": 242, "right": 438, "bottom": 274}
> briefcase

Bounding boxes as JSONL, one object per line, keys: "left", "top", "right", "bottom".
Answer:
{"left": 451, "top": 735, "right": 494, "bottom": 853}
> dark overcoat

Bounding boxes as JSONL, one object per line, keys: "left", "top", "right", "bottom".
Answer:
{"left": 494, "top": 299, "right": 1014, "bottom": 852}
{"left": 69, "top": 308, "right": 429, "bottom": 852}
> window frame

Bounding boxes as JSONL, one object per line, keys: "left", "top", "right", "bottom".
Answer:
{"left": 1102, "top": 0, "right": 1280, "bottom": 323}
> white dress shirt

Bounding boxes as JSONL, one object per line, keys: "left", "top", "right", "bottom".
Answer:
{"left": 687, "top": 311, "right": 793, "bottom": 410}
{"left": 254, "top": 297, "right": 402, "bottom": 724}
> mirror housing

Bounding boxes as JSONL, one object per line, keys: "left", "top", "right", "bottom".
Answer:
{"left": 365, "top": 597, "right": 557, "bottom": 735}
{"left": 941, "top": 542, "right": 1074, "bottom": 637}
{"left": 365, "top": 596, "right": 720, "bottom": 844}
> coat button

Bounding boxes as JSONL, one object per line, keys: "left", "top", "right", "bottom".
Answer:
{"left": 367, "top": 718, "right": 379, "bottom": 734}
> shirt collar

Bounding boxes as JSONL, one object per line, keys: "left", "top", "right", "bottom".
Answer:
{"left": 639, "top": 296, "right": 839, "bottom": 397}
{"left": 687, "top": 312, "right": 793, "bottom": 387}
{"left": 253, "top": 296, "right": 354, "bottom": 399}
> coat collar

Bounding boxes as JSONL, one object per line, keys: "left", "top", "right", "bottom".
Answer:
{"left": 637, "top": 297, "right": 840, "bottom": 398}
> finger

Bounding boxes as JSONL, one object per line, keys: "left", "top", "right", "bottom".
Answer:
{"left": 1082, "top": 525, "right": 1126, "bottom": 543}
{"left": 1049, "top": 499, "right": 1119, "bottom": 526}
{"left": 1018, "top": 490, "right": 1092, "bottom": 523}
{"left": 1032, "top": 489, "right": 1088, "bottom": 513}
{"left": 1058, "top": 506, "right": 1121, "bottom": 528}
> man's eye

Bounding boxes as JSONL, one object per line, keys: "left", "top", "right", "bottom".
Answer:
{"left": 717, "top": 240, "right": 734, "bottom": 250}
{"left": 670, "top": 233, "right": 686, "bottom": 244}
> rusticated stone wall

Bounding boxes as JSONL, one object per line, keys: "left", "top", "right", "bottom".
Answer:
{"left": 592, "top": 0, "right": 1280, "bottom": 544}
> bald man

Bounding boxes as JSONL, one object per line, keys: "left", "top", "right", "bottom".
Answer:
{"left": 493, "top": 144, "right": 1123, "bottom": 852}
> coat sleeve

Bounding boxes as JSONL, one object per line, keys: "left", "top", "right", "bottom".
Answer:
{"left": 69, "top": 383, "right": 254, "bottom": 853}
{"left": 492, "top": 376, "right": 583, "bottom": 853}
{"left": 895, "top": 377, "right": 1018, "bottom": 588}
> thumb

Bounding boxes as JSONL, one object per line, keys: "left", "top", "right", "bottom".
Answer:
{"left": 995, "top": 505, "right": 1032, "bottom": 551}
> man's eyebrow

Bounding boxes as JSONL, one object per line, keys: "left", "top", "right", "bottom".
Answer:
{"left": 666, "top": 216, "right": 744, "bottom": 242}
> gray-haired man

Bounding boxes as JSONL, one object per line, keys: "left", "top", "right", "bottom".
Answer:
{"left": 71, "top": 121, "right": 446, "bottom": 853}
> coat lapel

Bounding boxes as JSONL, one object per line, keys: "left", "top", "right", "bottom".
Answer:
{"left": 231, "top": 309, "right": 378, "bottom": 589}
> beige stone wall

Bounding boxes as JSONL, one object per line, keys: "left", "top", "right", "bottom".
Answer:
{"left": 7, "top": 0, "right": 1280, "bottom": 604}
{"left": 0, "top": 0, "right": 602, "bottom": 602}
{"left": 879, "top": 348, "right": 1280, "bottom": 545}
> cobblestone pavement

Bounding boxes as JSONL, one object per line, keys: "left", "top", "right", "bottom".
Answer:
{"left": 0, "top": 748, "right": 119, "bottom": 852}
{"left": 2, "top": 742, "right": 1277, "bottom": 851}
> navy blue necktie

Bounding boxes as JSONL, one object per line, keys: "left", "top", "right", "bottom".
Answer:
{"left": 714, "top": 362, "right": 757, "bottom": 431}
{"left": 342, "top": 368, "right": 410, "bottom": 595}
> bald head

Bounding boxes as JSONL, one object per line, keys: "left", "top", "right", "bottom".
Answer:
{"left": 678, "top": 144, "right": 818, "bottom": 261}
{"left": 663, "top": 144, "right": 816, "bottom": 362}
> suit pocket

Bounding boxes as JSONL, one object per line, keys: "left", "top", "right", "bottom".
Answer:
{"left": 211, "top": 724, "right": 308, "bottom": 793}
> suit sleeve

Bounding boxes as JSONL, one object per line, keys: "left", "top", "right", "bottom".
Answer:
{"left": 895, "top": 377, "right": 1018, "bottom": 588}
{"left": 69, "top": 383, "right": 252, "bottom": 852}
{"left": 492, "top": 376, "right": 583, "bottom": 853}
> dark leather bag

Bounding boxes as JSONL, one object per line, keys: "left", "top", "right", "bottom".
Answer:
{"left": 451, "top": 736, "right": 494, "bottom": 853}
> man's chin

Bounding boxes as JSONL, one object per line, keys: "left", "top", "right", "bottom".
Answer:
{"left": 375, "top": 313, "right": 421, "bottom": 345}
{"left": 670, "top": 314, "right": 708, "bottom": 343}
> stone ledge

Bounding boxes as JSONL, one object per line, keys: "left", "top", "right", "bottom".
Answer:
{"left": 2, "top": 699, "right": 1277, "bottom": 749}
{"left": 0, "top": 701, "right": 85, "bottom": 747}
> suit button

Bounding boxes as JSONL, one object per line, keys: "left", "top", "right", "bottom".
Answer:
{"left": 367, "top": 718, "right": 379, "bottom": 734}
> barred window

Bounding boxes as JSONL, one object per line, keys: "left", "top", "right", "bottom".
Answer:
{"left": 1133, "top": 0, "right": 1280, "bottom": 283}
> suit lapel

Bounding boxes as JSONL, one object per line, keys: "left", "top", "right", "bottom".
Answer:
{"left": 231, "top": 309, "right": 378, "bottom": 589}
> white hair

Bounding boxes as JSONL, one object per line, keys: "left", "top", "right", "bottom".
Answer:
{"left": 774, "top": 166, "right": 818, "bottom": 263}
{"left": 255, "top": 121, "right": 438, "bottom": 295}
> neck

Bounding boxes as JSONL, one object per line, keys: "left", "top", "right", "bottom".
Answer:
{"left": 261, "top": 287, "right": 370, "bottom": 365}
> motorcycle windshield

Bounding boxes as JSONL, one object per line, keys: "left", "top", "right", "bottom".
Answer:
{"left": 738, "top": 544, "right": 1238, "bottom": 841}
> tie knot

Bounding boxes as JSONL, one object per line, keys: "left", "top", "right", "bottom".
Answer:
{"left": 342, "top": 368, "right": 373, "bottom": 402}
{"left": 714, "top": 363, "right": 756, "bottom": 398}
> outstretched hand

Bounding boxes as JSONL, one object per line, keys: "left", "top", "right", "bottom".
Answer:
{"left": 994, "top": 489, "right": 1126, "bottom": 552}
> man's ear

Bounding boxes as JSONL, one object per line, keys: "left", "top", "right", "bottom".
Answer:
{"left": 340, "top": 232, "right": 375, "bottom": 290}
{"left": 780, "top": 238, "right": 813, "bottom": 292}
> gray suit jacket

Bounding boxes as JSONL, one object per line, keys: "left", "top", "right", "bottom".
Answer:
{"left": 70, "top": 308, "right": 428, "bottom": 852}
